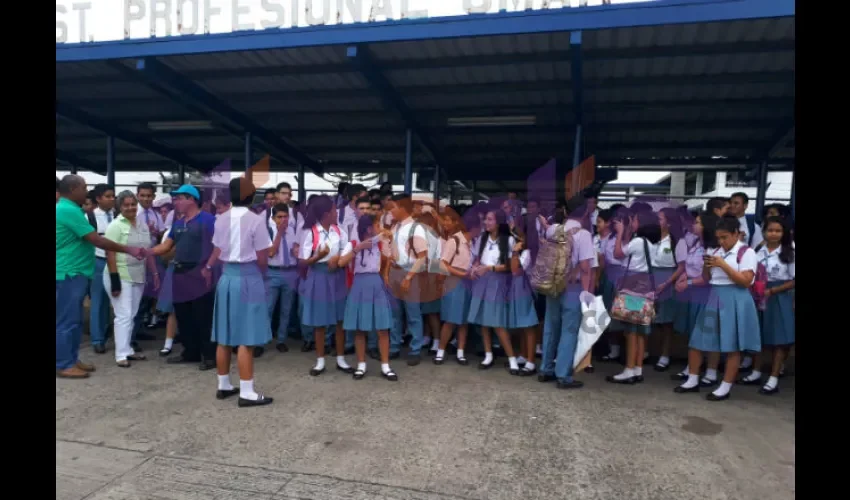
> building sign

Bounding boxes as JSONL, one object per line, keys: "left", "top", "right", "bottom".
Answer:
{"left": 56, "top": 0, "right": 634, "bottom": 44}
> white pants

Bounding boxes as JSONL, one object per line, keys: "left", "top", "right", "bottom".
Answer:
{"left": 103, "top": 276, "right": 145, "bottom": 362}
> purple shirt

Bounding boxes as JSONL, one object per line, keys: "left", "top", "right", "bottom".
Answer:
{"left": 601, "top": 233, "right": 626, "bottom": 267}
{"left": 677, "top": 234, "right": 705, "bottom": 279}
{"left": 342, "top": 239, "right": 382, "bottom": 274}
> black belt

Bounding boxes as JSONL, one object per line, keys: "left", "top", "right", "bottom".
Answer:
{"left": 95, "top": 256, "right": 106, "bottom": 261}
{"left": 172, "top": 262, "right": 199, "bottom": 273}
{"left": 269, "top": 265, "right": 297, "bottom": 270}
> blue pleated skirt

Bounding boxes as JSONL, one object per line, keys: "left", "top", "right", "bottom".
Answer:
{"left": 673, "top": 284, "right": 710, "bottom": 337}
{"left": 761, "top": 280, "right": 795, "bottom": 346}
{"left": 300, "top": 263, "right": 344, "bottom": 327}
{"left": 652, "top": 267, "right": 678, "bottom": 324}
{"left": 689, "top": 285, "right": 761, "bottom": 353}
{"left": 467, "top": 272, "right": 509, "bottom": 328}
{"left": 212, "top": 263, "right": 272, "bottom": 346}
{"left": 155, "top": 262, "right": 175, "bottom": 314}
{"left": 343, "top": 273, "right": 394, "bottom": 332}
{"left": 508, "top": 274, "right": 539, "bottom": 329}
{"left": 601, "top": 265, "right": 624, "bottom": 331}
{"left": 440, "top": 276, "right": 471, "bottom": 325}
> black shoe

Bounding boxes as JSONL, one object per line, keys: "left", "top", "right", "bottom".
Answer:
{"left": 238, "top": 395, "right": 273, "bottom": 407}
{"left": 538, "top": 373, "right": 557, "bottom": 383}
{"left": 301, "top": 341, "right": 315, "bottom": 352}
{"left": 166, "top": 355, "right": 201, "bottom": 365}
{"left": 478, "top": 359, "right": 494, "bottom": 370}
{"left": 519, "top": 366, "right": 537, "bottom": 376}
{"left": 309, "top": 366, "right": 325, "bottom": 376}
{"left": 456, "top": 356, "right": 469, "bottom": 366}
{"left": 633, "top": 375, "right": 645, "bottom": 383}
{"left": 159, "top": 347, "right": 172, "bottom": 357}
{"left": 654, "top": 363, "right": 670, "bottom": 372}
{"left": 93, "top": 344, "right": 106, "bottom": 354}
{"left": 706, "top": 392, "right": 730, "bottom": 401}
{"left": 336, "top": 363, "right": 354, "bottom": 374}
{"left": 670, "top": 372, "right": 688, "bottom": 381}
{"left": 136, "top": 332, "right": 155, "bottom": 341}
{"left": 758, "top": 385, "right": 779, "bottom": 396}
{"left": 367, "top": 348, "right": 380, "bottom": 360}
{"left": 673, "top": 385, "right": 699, "bottom": 394}
{"left": 352, "top": 369, "right": 366, "bottom": 380}
{"left": 583, "top": 365, "right": 595, "bottom": 374}
{"left": 407, "top": 355, "right": 421, "bottom": 367}
{"left": 199, "top": 359, "right": 216, "bottom": 371}
{"left": 599, "top": 353, "right": 620, "bottom": 363}
{"left": 276, "top": 343, "right": 289, "bottom": 353}
{"left": 131, "top": 341, "right": 143, "bottom": 352}
{"left": 216, "top": 388, "right": 239, "bottom": 400}
{"left": 253, "top": 346, "right": 265, "bottom": 358}
{"left": 605, "top": 375, "right": 636, "bottom": 385}
{"left": 556, "top": 379, "right": 584, "bottom": 390}
{"left": 344, "top": 346, "right": 355, "bottom": 355}
{"left": 699, "top": 377, "right": 718, "bottom": 388}
{"left": 738, "top": 376, "right": 762, "bottom": 386}
{"left": 381, "top": 369, "right": 399, "bottom": 381}
{"left": 433, "top": 356, "right": 445, "bottom": 365}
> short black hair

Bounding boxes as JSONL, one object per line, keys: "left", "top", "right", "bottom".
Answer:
{"left": 272, "top": 203, "right": 289, "bottom": 216}
{"left": 86, "top": 190, "right": 97, "bottom": 204}
{"left": 355, "top": 196, "right": 371, "bottom": 206}
{"left": 630, "top": 201, "right": 652, "bottom": 213}
{"left": 264, "top": 188, "right": 277, "bottom": 198}
{"left": 93, "top": 183, "right": 114, "bottom": 199}
{"left": 276, "top": 182, "right": 292, "bottom": 192}
{"left": 347, "top": 183, "right": 367, "bottom": 200}
{"left": 390, "top": 193, "right": 413, "bottom": 214}
{"left": 716, "top": 214, "right": 741, "bottom": 234}
{"left": 596, "top": 208, "right": 613, "bottom": 223}
{"left": 137, "top": 182, "right": 156, "bottom": 194}
{"left": 337, "top": 182, "right": 350, "bottom": 196}
{"left": 706, "top": 197, "right": 729, "bottom": 213}
{"left": 730, "top": 192, "right": 749, "bottom": 204}
{"left": 229, "top": 178, "right": 255, "bottom": 206}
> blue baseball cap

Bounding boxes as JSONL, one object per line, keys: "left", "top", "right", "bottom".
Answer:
{"left": 171, "top": 185, "right": 201, "bottom": 201}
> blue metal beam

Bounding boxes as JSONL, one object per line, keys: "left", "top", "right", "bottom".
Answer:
{"left": 347, "top": 45, "right": 446, "bottom": 174}
{"left": 761, "top": 121, "right": 795, "bottom": 158}
{"left": 56, "top": 0, "right": 794, "bottom": 63}
{"left": 55, "top": 101, "right": 200, "bottom": 170}
{"left": 570, "top": 31, "right": 583, "bottom": 169}
{"left": 56, "top": 149, "right": 105, "bottom": 175}
{"left": 106, "top": 136, "right": 116, "bottom": 186}
{"left": 131, "top": 58, "right": 323, "bottom": 176}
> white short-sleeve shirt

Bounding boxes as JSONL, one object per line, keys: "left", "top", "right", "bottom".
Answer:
{"left": 624, "top": 237, "right": 655, "bottom": 273}
{"left": 299, "top": 224, "right": 342, "bottom": 263}
{"left": 652, "top": 235, "right": 677, "bottom": 269}
{"left": 757, "top": 245, "right": 795, "bottom": 281}
{"left": 393, "top": 218, "right": 429, "bottom": 269}
{"left": 519, "top": 249, "right": 532, "bottom": 272}
{"left": 267, "top": 219, "right": 298, "bottom": 268}
{"left": 478, "top": 236, "right": 515, "bottom": 267}
{"left": 707, "top": 241, "right": 757, "bottom": 286}
{"left": 212, "top": 206, "right": 272, "bottom": 263}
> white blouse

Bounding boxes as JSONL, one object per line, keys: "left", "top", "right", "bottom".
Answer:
{"left": 757, "top": 245, "right": 795, "bottom": 281}
{"left": 478, "top": 236, "right": 515, "bottom": 267}
{"left": 707, "top": 241, "right": 757, "bottom": 286}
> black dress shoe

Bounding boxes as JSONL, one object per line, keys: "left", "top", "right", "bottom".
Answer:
{"left": 706, "top": 392, "right": 730, "bottom": 401}
{"left": 556, "top": 379, "right": 584, "bottom": 390}
{"left": 131, "top": 341, "right": 143, "bottom": 352}
{"left": 583, "top": 366, "right": 595, "bottom": 374}
{"left": 276, "top": 343, "right": 289, "bottom": 353}
{"left": 538, "top": 373, "right": 556, "bottom": 383}
{"left": 166, "top": 355, "right": 201, "bottom": 365}
{"left": 309, "top": 366, "right": 325, "bottom": 376}
{"left": 605, "top": 375, "right": 636, "bottom": 385}
{"left": 216, "top": 388, "right": 239, "bottom": 400}
{"left": 253, "top": 346, "right": 265, "bottom": 358}
{"left": 698, "top": 378, "right": 718, "bottom": 388}
{"left": 93, "top": 344, "right": 106, "bottom": 354}
{"left": 673, "top": 385, "right": 699, "bottom": 394}
{"left": 478, "top": 360, "right": 494, "bottom": 370}
{"left": 758, "top": 385, "right": 779, "bottom": 396}
{"left": 336, "top": 364, "right": 354, "bottom": 374}
{"left": 301, "top": 341, "right": 315, "bottom": 353}
{"left": 633, "top": 375, "right": 644, "bottom": 383}
{"left": 238, "top": 395, "right": 273, "bottom": 407}
{"left": 738, "top": 376, "right": 762, "bottom": 386}
{"left": 670, "top": 372, "right": 688, "bottom": 381}
{"left": 199, "top": 359, "right": 216, "bottom": 371}
{"left": 654, "top": 363, "right": 670, "bottom": 372}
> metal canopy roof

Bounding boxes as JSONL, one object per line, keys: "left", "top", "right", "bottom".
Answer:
{"left": 56, "top": 0, "right": 795, "bottom": 194}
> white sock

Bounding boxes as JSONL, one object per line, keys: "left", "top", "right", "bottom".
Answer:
{"left": 743, "top": 370, "right": 762, "bottom": 382}
{"left": 608, "top": 344, "right": 620, "bottom": 358}
{"left": 164, "top": 338, "right": 174, "bottom": 350}
{"left": 680, "top": 374, "right": 699, "bottom": 389}
{"left": 535, "top": 344, "right": 542, "bottom": 355}
{"left": 741, "top": 356, "right": 753, "bottom": 369}
{"left": 524, "top": 361, "right": 536, "bottom": 371}
{"left": 217, "top": 374, "right": 233, "bottom": 391}
{"left": 764, "top": 376, "right": 779, "bottom": 390}
{"left": 450, "top": 338, "right": 457, "bottom": 347}
{"left": 508, "top": 356, "right": 519, "bottom": 370}
{"left": 457, "top": 349, "right": 465, "bottom": 359}
{"left": 436, "top": 349, "right": 445, "bottom": 359}
{"left": 381, "top": 363, "right": 391, "bottom": 374}
{"left": 239, "top": 379, "right": 259, "bottom": 401}
{"left": 779, "top": 363, "right": 786, "bottom": 375}
{"left": 657, "top": 356, "right": 670, "bottom": 367}
{"left": 704, "top": 368, "right": 718, "bottom": 381}
{"left": 431, "top": 338, "right": 440, "bottom": 351}
{"left": 357, "top": 362, "right": 366, "bottom": 373}
{"left": 712, "top": 381, "right": 732, "bottom": 397}
{"left": 483, "top": 352, "right": 493, "bottom": 365}
{"left": 517, "top": 356, "right": 528, "bottom": 365}
{"left": 313, "top": 357, "right": 326, "bottom": 371}
{"left": 614, "top": 368, "right": 634, "bottom": 380}
{"left": 678, "top": 365, "right": 690, "bottom": 377}
{"left": 337, "top": 356, "right": 350, "bottom": 369}
{"left": 633, "top": 366, "right": 643, "bottom": 377}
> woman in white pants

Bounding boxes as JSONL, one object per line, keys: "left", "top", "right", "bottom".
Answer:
{"left": 104, "top": 191, "right": 160, "bottom": 367}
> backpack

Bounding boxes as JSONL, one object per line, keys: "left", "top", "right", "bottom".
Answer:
{"left": 529, "top": 225, "right": 581, "bottom": 297}
{"left": 311, "top": 224, "right": 342, "bottom": 254}
{"left": 745, "top": 214, "right": 756, "bottom": 247}
{"left": 737, "top": 245, "right": 767, "bottom": 310}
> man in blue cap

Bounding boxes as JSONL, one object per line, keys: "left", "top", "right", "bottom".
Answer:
{"left": 149, "top": 185, "right": 218, "bottom": 370}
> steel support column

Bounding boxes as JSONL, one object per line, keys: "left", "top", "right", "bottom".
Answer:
{"left": 754, "top": 160, "right": 769, "bottom": 223}
{"left": 69, "top": 164, "right": 78, "bottom": 175}
{"left": 244, "top": 132, "right": 253, "bottom": 171}
{"left": 298, "top": 164, "right": 306, "bottom": 203}
{"left": 571, "top": 31, "right": 584, "bottom": 170}
{"left": 789, "top": 162, "right": 795, "bottom": 222}
{"left": 178, "top": 164, "right": 186, "bottom": 185}
{"left": 106, "top": 136, "right": 116, "bottom": 187}
{"left": 434, "top": 167, "right": 441, "bottom": 204}
{"left": 404, "top": 129, "right": 413, "bottom": 195}
{"left": 471, "top": 181, "right": 479, "bottom": 204}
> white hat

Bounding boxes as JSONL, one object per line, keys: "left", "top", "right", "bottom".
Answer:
{"left": 152, "top": 194, "right": 172, "bottom": 208}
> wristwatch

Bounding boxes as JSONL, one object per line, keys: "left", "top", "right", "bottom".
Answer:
{"left": 205, "top": 264, "right": 213, "bottom": 271}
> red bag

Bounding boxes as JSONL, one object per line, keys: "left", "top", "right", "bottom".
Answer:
{"left": 738, "top": 246, "right": 768, "bottom": 310}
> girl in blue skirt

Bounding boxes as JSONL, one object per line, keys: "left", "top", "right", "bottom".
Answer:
{"left": 508, "top": 237, "right": 538, "bottom": 375}
{"left": 675, "top": 215, "right": 761, "bottom": 401}
{"left": 339, "top": 215, "right": 398, "bottom": 381}
{"left": 596, "top": 208, "right": 627, "bottom": 362}
{"left": 298, "top": 195, "right": 353, "bottom": 377}
{"left": 652, "top": 207, "right": 686, "bottom": 372}
{"left": 739, "top": 216, "right": 795, "bottom": 395}
{"left": 204, "top": 178, "right": 274, "bottom": 408}
{"left": 435, "top": 207, "right": 473, "bottom": 365}
{"left": 467, "top": 209, "right": 521, "bottom": 374}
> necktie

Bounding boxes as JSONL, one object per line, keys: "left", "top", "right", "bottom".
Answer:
{"left": 338, "top": 204, "right": 345, "bottom": 223}
{"left": 107, "top": 211, "right": 113, "bottom": 223}
{"left": 144, "top": 209, "right": 150, "bottom": 225}
{"left": 282, "top": 231, "right": 291, "bottom": 267}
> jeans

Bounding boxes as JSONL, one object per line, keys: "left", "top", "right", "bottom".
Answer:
{"left": 541, "top": 286, "right": 583, "bottom": 382}
{"left": 56, "top": 275, "right": 90, "bottom": 370}
{"left": 173, "top": 291, "right": 217, "bottom": 362}
{"left": 89, "top": 258, "right": 110, "bottom": 346}
{"left": 266, "top": 268, "right": 297, "bottom": 344}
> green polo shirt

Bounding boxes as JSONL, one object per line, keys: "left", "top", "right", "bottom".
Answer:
{"left": 56, "top": 197, "right": 95, "bottom": 281}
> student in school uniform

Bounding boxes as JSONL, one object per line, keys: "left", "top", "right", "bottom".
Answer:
{"left": 606, "top": 210, "right": 662, "bottom": 385}
{"left": 467, "top": 209, "right": 521, "bottom": 374}
{"left": 738, "top": 216, "right": 795, "bottom": 395}
{"left": 157, "top": 217, "right": 179, "bottom": 357}
{"left": 674, "top": 215, "right": 761, "bottom": 401}
{"left": 508, "top": 235, "right": 538, "bottom": 375}
{"left": 202, "top": 178, "right": 274, "bottom": 407}
{"left": 414, "top": 211, "right": 444, "bottom": 355}
{"left": 651, "top": 207, "right": 686, "bottom": 372}
{"left": 89, "top": 184, "right": 116, "bottom": 355}
{"left": 538, "top": 197, "right": 596, "bottom": 389}
{"left": 435, "top": 207, "right": 473, "bottom": 365}
{"left": 339, "top": 215, "right": 399, "bottom": 381}
{"left": 266, "top": 204, "right": 299, "bottom": 353}
{"left": 596, "top": 208, "right": 627, "bottom": 362}
{"left": 299, "top": 195, "right": 353, "bottom": 376}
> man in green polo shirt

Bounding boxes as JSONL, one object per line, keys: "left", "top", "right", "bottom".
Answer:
{"left": 56, "top": 175, "right": 146, "bottom": 379}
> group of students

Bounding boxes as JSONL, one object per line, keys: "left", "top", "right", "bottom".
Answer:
{"left": 57, "top": 173, "right": 795, "bottom": 408}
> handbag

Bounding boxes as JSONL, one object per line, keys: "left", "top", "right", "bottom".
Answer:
{"left": 609, "top": 238, "right": 657, "bottom": 326}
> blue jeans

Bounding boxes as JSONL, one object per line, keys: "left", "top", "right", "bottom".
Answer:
{"left": 388, "top": 295, "right": 404, "bottom": 354}
{"left": 400, "top": 299, "right": 424, "bottom": 356}
{"left": 57, "top": 275, "right": 90, "bottom": 370}
{"left": 266, "top": 268, "right": 297, "bottom": 344}
{"left": 541, "top": 286, "right": 583, "bottom": 382}
{"left": 89, "top": 258, "right": 110, "bottom": 346}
